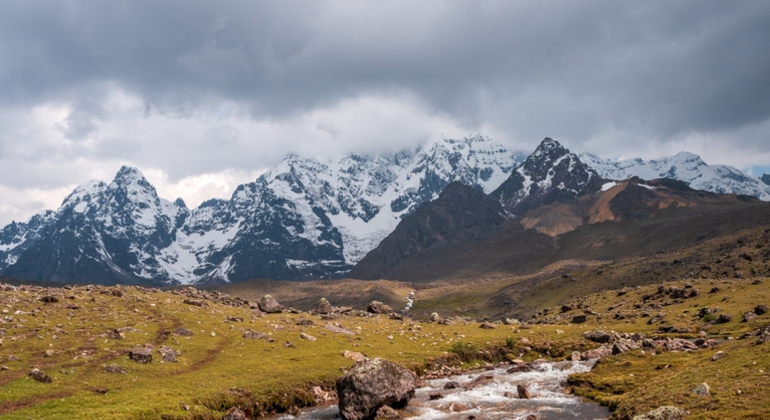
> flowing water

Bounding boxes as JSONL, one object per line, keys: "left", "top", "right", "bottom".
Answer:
{"left": 272, "top": 360, "right": 609, "bottom": 420}
{"left": 403, "top": 292, "right": 415, "bottom": 312}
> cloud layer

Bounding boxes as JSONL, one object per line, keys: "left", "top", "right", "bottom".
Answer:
{"left": 1, "top": 1, "right": 769, "bottom": 225}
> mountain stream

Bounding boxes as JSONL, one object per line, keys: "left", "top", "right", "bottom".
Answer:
{"left": 272, "top": 360, "right": 609, "bottom": 420}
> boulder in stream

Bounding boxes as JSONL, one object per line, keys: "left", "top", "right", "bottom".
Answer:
{"left": 336, "top": 358, "right": 416, "bottom": 420}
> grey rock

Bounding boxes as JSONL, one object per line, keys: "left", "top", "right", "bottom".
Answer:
{"left": 583, "top": 330, "right": 611, "bottom": 343}
{"left": 174, "top": 326, "right": 193, "bottom": 336}
{"left": 632, "top": 406, "right": 689, "bottom": 420}
{"left": 316, "top": 298, "right": 334, "bottom": 315}
{"left": 743, "top": 311, "right": 757, "bottom": 323}
{"left": 103, "top": 364, "right": 127, "bottom": 374}
{"left": 158, "top": 345, "right": 178, "bottom": 363}
{"left": 29, "top": 368, "right": 52, "bottom": 383}
{"left": 223, "top": 406, "right": 247, "bottom": 420}
{"left": 517, "top": 384, "right": 531, "bottom": 399}
{"left": 129, "top": 346, "right": 153, "bottom": 364}
{"left": 336, "top": 358, "right": 416, "bottom": 420}
{"left": 258, "top": 295, "right": 284, "bottom": 313}
{"left": 691, "top": 382, "right": 710, "bottom": 396}
{"left": 366, "top": 301, "right": 394, "bottom": 315}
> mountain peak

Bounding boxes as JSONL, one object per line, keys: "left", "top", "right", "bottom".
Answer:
{"left": 113, "top": 166, "right": 149, "bottom": 186}
{"left": 491, "top": 137, "right": 595, "bottom": 215}
{"left": 761, "top": 173, "right": 770, "bottom": 186}
{"left": 531, "top": 137, "right": 568, "bottom": 159}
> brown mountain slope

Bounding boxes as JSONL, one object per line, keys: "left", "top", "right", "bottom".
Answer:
{"left": 350, "top": 177, "right": 769, "bottom": 283}
{"left": 348, "top": 181, "right": 510, "bottom": 280}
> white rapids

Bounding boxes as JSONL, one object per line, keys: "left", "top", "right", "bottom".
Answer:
{"left": 272, "top": 360, "right": 609, "bottom": 420}
{"left": 403, "top": 292, "right": 415, "bottom": 312}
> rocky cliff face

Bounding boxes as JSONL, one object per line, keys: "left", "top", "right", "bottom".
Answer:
{"left": 349, "top": 182, "right": 510, "bottom": 279}
{"left": 491, "top": 138, "right": 598, "bottom": 215}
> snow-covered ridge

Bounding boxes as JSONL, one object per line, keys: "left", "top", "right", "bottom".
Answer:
{"left": 580, "top": 151, "right": 770, "bottom": 201}
{"left": 0, "top": 136, "right": 520, "bottom": 285}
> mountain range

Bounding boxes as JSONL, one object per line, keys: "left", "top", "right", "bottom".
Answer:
{"left": 1, "top": 136, "right": 769, "bottom": 285}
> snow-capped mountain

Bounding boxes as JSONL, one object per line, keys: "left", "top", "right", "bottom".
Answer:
{"left": 491, "top": 138, "right": 597, "bottom": 215}
{"left": 580, "top": 152, "right": 770, "bottom": 201}
{"left": 0, "top": 136, "right": 520, "bottom": 285}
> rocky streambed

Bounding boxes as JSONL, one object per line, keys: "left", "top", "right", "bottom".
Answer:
{"left": 272, "top": 360, "right": 609, "bottom": 420}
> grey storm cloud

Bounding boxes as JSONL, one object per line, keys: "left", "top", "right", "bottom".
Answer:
{"left": 0, "top": 1, "right": 768, "bottom": 139}
{"left": 0, "top": 0, "right": 770, "bottom": 226}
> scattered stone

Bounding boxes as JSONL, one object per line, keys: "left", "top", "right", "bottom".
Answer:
{"left": 570, "top": 351, "right": 582, "bottom": 361}
{"left": 223, "top": 406, "right": 247, "bottom": 420}
{"left": 389, "top": 313, "right": 404, "bottom": 321}
{"left": 463, "top": 374, "right": 494, "bottom": 390}
{"left": 258, "top": 295, "right": 284, "bottom": 313}
{"left": 631, "top": 406, "right": 689, "bottom": 420}
{"left": 316, "top": 298, "right": 334, "bottom": 315}
{"left": 504, "top": 318, "right": 521, "bottom": 325}
{"left": 108, "top": 329, "right": 126, "bottom": 340}
{"left": 296, "top": 318, "right": 315, "bottom": 326}
{"left": 300, "top": 333, "right": 317, "bottom": 342}
{"left": 129, "top": 346, "right": 153, "bottom": 364}
{"left": 443, "top": 381, "right": 459, "bottom": 390}
{"left": 755, "top": 304, "right": 768, "bottom": 315}
{"left": 183, "top": 299, "right": 207, "bottom": 307}
{"left": 284, "top": 341, "right": 295, "bottom": 348}
{"left": 691, "top": 383, "right": 710, "bottom": 396}
{"left": 174, "top": 327, "right": 193, "bottom": 336}
{"left": 158, "top": 346, "right": 178, "bottom": 363}
{"left": 29, "top": 368, "right": 52, "bottom": 383}
{"left": 336, "top": 358, "right": 416, "bottom": 420}
{"left": 743, "top": 312, "right": 758, "bottom": 323}
{"left": 517, "top": 384, "right": 531, "bottom": 399}
{"left": 428, "top": 393, "right": 444, "bottom": 400}
{"left": 648, "top": 314, "right": 664, "bottom": 325}
{"left": 570, "top": 315, "right": 587, "bottom": 324}
{"left": 243, "top": 330, "right": 273, "bottom": 341}
{"left": 343, "top": 350, "right": 368, "bottom": 362}
{"left": 479, "top": 322, "right": 497, "bottom": 329}
{"left": 711, "top": 351, "right": 726, "bottom": 361}
{"left": 366, "top": 301, "right": 394, "bottom": 315}
{"left": 93, "top": 388, "right": 108, "bottom": 395}
{"left": 430, "top": 312, "right": 441, "bottom": 322}
{"left": 581, "top": 346, "right": 613, "bottom": 360}
{"left": 44, "top": 350, "right": 54, "bottom": 357}
{"left": 39, "top": 296, "right": 59, "bottom": 303}
{"left": 375, "top": 405, "right": 402, "bottom": 419}
{"left": 326, "top": 324, "right": 357, "bottom": 335}
{"left": 757, "top": 330, "right": 770, "bottom": 344}
{"left": 715, "top": 313, "right": 733, "bottom": 324}
{"left": 103, "top": 364, "right": 127, "bottom": 374}
{"left": 7, "top": 355, "right": 18, "bottom": 362}
{"left": 583, "top": 330, "right": 611, "bottom": 343}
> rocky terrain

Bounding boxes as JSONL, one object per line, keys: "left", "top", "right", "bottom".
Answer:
{"left": 2, "top": 136, "right": 769, "bottom": 287}
{"left": 3, "top": 252, "right": 770, "bottom": 419}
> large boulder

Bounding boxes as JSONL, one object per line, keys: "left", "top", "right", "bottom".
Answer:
{"left": 336, "top": 358, "right": 416, "bottom": 420}
{"left": 583, "top": 330, "right": 611, "bottom": 343}
{"left": 366, "top": 301, "right": 394, "bottom": 315}
{"left": 316, "top": 298, "right": 334, "bottom": 315}
{"left": 258, "top": 295, "right": 284, "bottom": 313}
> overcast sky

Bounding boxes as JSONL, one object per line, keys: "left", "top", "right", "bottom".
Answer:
{"left": 1, "top": 1, "right": 769, "bottom": 226}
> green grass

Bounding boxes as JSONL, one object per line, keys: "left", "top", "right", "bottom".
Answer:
{"left": 0, "top": 285, "right": 532, "bottom": 419}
